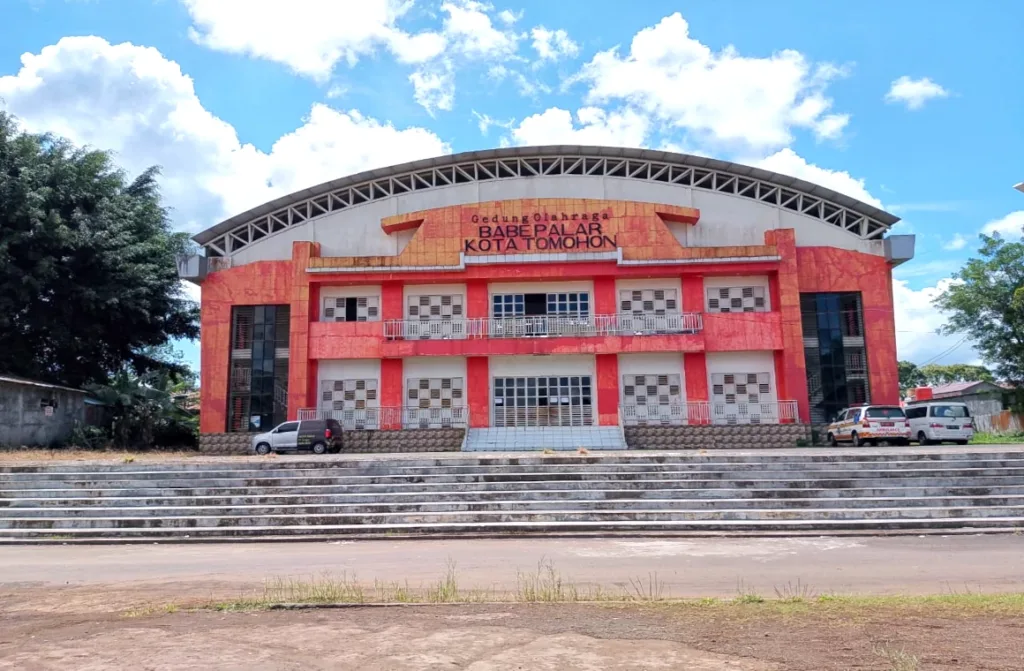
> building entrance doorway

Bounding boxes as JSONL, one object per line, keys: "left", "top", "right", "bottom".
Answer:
{"left": 493, "top": 376, "right": 594, "bottom": 427}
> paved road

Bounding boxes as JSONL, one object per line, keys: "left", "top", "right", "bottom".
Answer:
{"left": 2, "top": 535, "right": 1022, "bottom": 596}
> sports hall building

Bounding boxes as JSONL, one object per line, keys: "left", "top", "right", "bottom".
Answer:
{"left": 181, "top": 146, "right": 914, "bottom": 451}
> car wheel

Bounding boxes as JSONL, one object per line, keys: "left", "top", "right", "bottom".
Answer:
{"left": 956, "top": 440, "right": 969, "bottom": 445}
{"left": 917, "top": 431, "right": 930, "bottom": 446}
{"left": 255, "top": 442, "right": 272, "bottom": 455}
{"left": 851, "top": 432, "right": 862, "bottom": 447}
{"left": 311, "top": 441, "right": 328, "bottom": 455}
{"left": 827, "top": 433, "right": 838, "bottom": 447}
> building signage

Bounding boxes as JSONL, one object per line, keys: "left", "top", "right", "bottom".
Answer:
{"left": 463, "top": 212, "right": 617, "bottom": 254}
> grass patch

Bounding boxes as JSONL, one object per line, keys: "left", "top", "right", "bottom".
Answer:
{"left": 873, "top": 642, "right": 920, "bottom": 671}
{"left": 971, "top": 431, "right": 1024, "bottom": 445}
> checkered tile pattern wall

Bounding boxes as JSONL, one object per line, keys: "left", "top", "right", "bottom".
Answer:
{"left": 322, "top": 296, "right": 379, "bottom": 322}
{"left": 320, "top": 378, "right": 379, "bottom": 411}
{"left": 406, "top": 378, "right": 464, "bottom": 409}
{"left": 622, "top": 374, "right": 682, "bottom": 406}
{"left": 619, "top": 289, "right": 678, "bottom": 315}
{"left": 406, "top": 295, "right": 465, "bottom": 340}
{"left": 706, "top": 286, "right": 767, "bottom": 313}
{"left": 711, "top": 373, "right": 772, "bottom": 405}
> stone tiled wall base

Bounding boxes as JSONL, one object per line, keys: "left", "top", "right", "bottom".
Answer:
{"left": 343, "top": 429, "right": 465, "bottom": 453}
{"left": 625, "top": 424, "right": 812, "bottom": 450}
{"left": 199, "top": 433, "right": 252, "bottom": 455}
{"left": 200, "top": 430, "right": 466, "bottom": 455}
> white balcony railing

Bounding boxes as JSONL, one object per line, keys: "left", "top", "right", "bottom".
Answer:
{"left": 383, "top": 313, "right": 702, "bottom": 340}
{"left": 622, "top": 400, "right": 799, "bottom": 426}
{"left": 296, "top": 406, "right": 468, "bottom": 430}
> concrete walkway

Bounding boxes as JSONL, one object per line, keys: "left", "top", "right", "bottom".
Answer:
{"left": 3, "top": 535, "right": 1022, "bottom": 596}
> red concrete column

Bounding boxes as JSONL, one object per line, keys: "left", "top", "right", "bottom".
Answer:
{"left": 596, "top": 353, "right": 619, "bottom": 426}
{"left": 865, "top": 271, "right": 900, "bottom": 405}
{"left": 467, "top": 356, "right": 490, "bottom": 428}
{"left": 466, "top": 280, "right": 489, "bottom": 319}
{"left": 380, "top": 358, "right": 403, "bottom": 430}
{"left": 593, "top": 276, "right": 617, "bottom": 315}
{"left": 382, "top": 281, "right": 404, "bottom": 321}
{"left": 288, "top": 242, "right": 319, "bottom": 421}
{"left": 765, "top": 229, "right": 810, "bottom": 422}
{"left": 684, "top": 352, "right": 709, "bottom": 425}
{"left": 199, "top": 297, "right": 231, "bottom": 433}
{"left": 681, "top": 275, "right": 704, "bottom": 313}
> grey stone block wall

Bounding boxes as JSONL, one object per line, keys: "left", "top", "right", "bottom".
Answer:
{"left": 199, "top": 429, "right": 465, "bottom": 455}
{"left": 625, "top": 424, "right": 811, "bottom": 450}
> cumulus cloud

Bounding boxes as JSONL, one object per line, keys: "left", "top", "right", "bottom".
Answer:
{"left": 942, "top": 233, "right": 969, "bottom": 251}
{"left": 0, "top": 37, "right": 449, "bottom": 233}
{"left": 754, "top": 148, "right": 883, "bottom": 208}
{"left": 884, "top": 76, "right": 950, "bottom": 110}
{"left": 892, "top": 278, "right": 977, "bottom": 365}
{"left": 508, "top": 106, "right": 651, "bottom": 148}
{"left": 182, "top": 0, "right": 444, "bottom": 81}
{"left": 571, "top": 13, "right": 850, "bottom": 152}
{"left": 441, "top": 0, "right": 519, "bottom": 60}
{"left": 409, "top": 61, "right": 456, "bottom": 115}
{"left": 981, "top": 211, "right": 1024, "bottom": 238}
{"left": 531, "top": 26, "right": 579, "bottom": 62}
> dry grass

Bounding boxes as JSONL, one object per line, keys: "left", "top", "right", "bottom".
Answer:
{"left": 0, "top": 448, "right": 200, "bottom": 464}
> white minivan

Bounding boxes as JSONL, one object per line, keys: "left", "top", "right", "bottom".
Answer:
{"left": 904, "top": 402, "right": 974, "bottom": 445}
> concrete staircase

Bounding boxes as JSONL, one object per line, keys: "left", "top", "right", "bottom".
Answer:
{"left": 463, "top": 427, "right": 627, "bottom": 451}
{"left": 1, "top": 449, "right": 1023, "bottom": 543}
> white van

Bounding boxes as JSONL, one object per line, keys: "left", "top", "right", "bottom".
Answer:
{"left": 904, "top": 402, "right": 974, "bottom": 445}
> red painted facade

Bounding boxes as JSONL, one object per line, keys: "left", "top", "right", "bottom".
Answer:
{"left": 199, "top": 198, "right": 901, "bottom": 432}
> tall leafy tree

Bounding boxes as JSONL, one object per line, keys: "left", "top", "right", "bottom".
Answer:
{"left": 917, "top": 363, "right": 994, "bottom": 385}
{"left": 0, "top": 112, "right": 198, "bottom": 387}
{"left": 898, "top": 361, "right": 926, "bottom": 394}
{"left": 934, "top": 232, "right": 1024, "bottom": 384}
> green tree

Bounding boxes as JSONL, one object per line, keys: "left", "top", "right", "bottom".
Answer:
{"left": 87, "top": 369, "right": 197, "bottom": 448}
{"left": 0, "top": 111, "right": 198, "bottom": 387}
{"left": 934, "top": 233, "right": 1024, "bottom": 384}
{"left": 917, "top": 363, "right": 994, "bottom": 385}
{"left": 898, "top": 360, "right": 925, "bottom": 394}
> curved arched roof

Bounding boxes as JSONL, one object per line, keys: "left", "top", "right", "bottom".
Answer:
{"left": 194, "top": 145, "right": 899, "bottom": 255}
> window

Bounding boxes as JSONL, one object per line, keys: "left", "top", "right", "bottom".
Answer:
{"left": 865, "top": 407, "right": 905, "bottom": 419}
{"left": 491, "top": 292, "right": 590, "bottom": 318}
{"left": 275, "top": 422, "right": 299, "bottom": 433}
{"left": 800, "top": 292, "right": 870, "bottom": 424}
{"left": 905, "top": 407, "right": 927, "bottom": 419}
{"left": 547, "top": 292, "right": 589, "bottom": 317}
{"left": 931, "top": 405, "right": 970, "bottom": 418}
{"left": 228, "top": 304, "right": 290, "bottom": 432}
{"left": 323, "top": 296, "right": 379, "bottom": 322}
{"left": 493, "top": 376, "right": 593, "bottom": 427}
{"left": 706, "top": 286, "right": 767, "bottom": 313}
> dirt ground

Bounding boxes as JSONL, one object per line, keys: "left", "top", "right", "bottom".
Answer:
{"left": 1, "top": 583, "right": 1023, "bottom": 670}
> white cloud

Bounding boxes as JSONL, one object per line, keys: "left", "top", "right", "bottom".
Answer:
{"left": 893, "top": 277, "right": 977, "bottom": 365}
{"left": 508, "top": 106, "right": 651, "bottom": 148}
{"left": 0, "top": 37, "right": 449, "bottom": 233}
{"left": 182, "top": 0, "right": 444, "bottom": 82}
{"left": 472, "top": 110, "right": 513, "bottom": 136}
{"left": 942, "top": 233, "right": 969, "bottom": 251}
{"left": 497, "top": 9, "right": 522, "bottom": 24}
{"left": 754, "top": 148, "right": 883, "bottom": 208}
{"left": 981, "top": 211, "right": 1024, "bottom": 238}
{"left": 884, "top": 76, "right": 949, "bottom": 110}
{"left": 441, "top": 0, "right": 519, "bottom": 60}
{"left": 409, "top": 61, "right": 455, "bottom": 115}
{"left": 531, "top": 26, "right": 579, "bottom": 62}
{"left": 572, "top": 13, "right": 850, "bottom": 152}
{"left": 486, "top": 63, "right": 550, "bottom": 97}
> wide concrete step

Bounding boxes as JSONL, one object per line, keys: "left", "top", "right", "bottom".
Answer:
{"left": 8, "top": 457, "right": 1024, "bottom": 480}
{"left": 3, "top": 506, "right": 1024, "bottom": 532}
{"left": 7, "top": 466, "right": 1024, "bottom": 490}
{"left": 8, "top": 451, "right": 1024, "bottom": 476}
{"left": 7, "top": 477, "right": 1024, "bottom": 501}
{"left": 6, "top": 495, "right": 1024, "bottom": 518}
{"left": 4, "top": 517, "right": 1023, "bottom": 540}
{"left": 12, "top": 484, "right": 1024, "bottom": 507}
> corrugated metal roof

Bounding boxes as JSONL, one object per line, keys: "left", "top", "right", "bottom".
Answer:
{"left": 0, "top": 374, "right": 86, "bottom": 394}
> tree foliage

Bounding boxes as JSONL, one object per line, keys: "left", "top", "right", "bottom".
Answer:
{"left": 934, "top": 233, "right": 1024, "bottom": 384}
{"left": 0, "top": 111, "right": 199, "bottom": 387}
{"left": 87, "top": 369, "right": 197, "bottom": 449}
{"left": 899, "top": 361, "right": 995, "bottom": 393}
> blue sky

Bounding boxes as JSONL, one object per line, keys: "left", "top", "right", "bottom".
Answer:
{"left": 2, "top": 0, "right": 1022, "bottom": 373}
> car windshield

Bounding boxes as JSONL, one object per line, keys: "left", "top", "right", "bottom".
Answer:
{"left": 931, "top": 405, "right": 970, "bottom": 418}
{"left": 866, "top": 407, "right": 905, "bottom": 419}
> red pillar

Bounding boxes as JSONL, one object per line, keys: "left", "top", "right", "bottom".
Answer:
{"left": 593, "top": 276, "right": 617, "bottom": 315}
{"left": 382, "top": 281, "right": 404, "bottom": 321}
{"left": 467, "top": 356, "right": 490, "bottom": 428}
{"left": 380, "top": 358, "right": 403, "bottom": 430}
{"left": 684, "top": 353, "right": 709, "bottom": 425}
{"left": 681, "top": 274, "right": 704, "bottom": 314}
{"left": 466, "top": 279, "right": 489, "bottom": 319}
{"left": 766, "top": 229, "right": 809, "bottom": 422}
{"left": 596, "top": 354, "right": 619, "bottom": 426}
{"left": 287, "top": 242, "right": 319, "bottom": 421}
